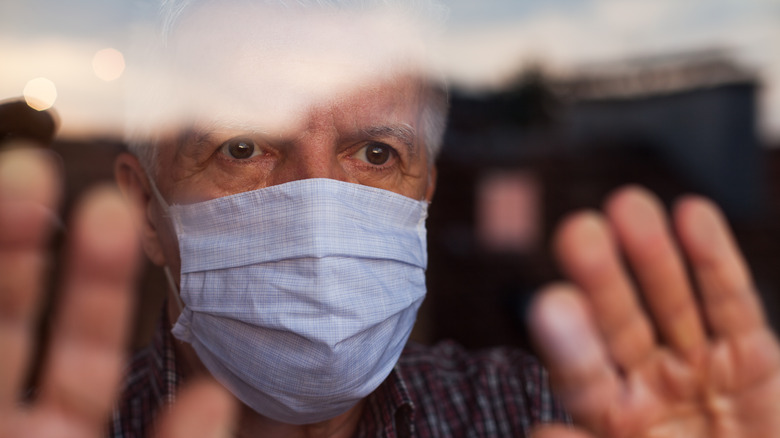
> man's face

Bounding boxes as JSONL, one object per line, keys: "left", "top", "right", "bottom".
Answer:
{"left": 143, "top": 2, "right": 437, "bottom": 277}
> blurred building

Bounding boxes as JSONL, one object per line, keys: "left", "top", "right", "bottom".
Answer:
{"left": 424, "top": 51, "right": 780, "bottom": 350}
{"left": 562, "top": 50, "right": 762, "bottom": 217}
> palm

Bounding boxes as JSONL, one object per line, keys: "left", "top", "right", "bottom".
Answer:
{"left": 530, "top": 187, "right": 780, "bottom": 438}
{"left": 610, "top": 333, "right": 780, "bottom": 438}
{"left": 0, "top": 149, "right": 234, "bottom": 438}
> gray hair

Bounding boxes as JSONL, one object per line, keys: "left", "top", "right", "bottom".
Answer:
{"left": 127, "top": 0, "right": 449, "bottom": 174}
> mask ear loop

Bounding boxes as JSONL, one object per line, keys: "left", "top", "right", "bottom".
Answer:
{"left": 164, "top": 266, "right": 185, "bottom": 313}
{"left": 145, "top": 170, "right": 185, "bottom": 313}
{"left": 145, "top": 170, "right": 171, "bottom": 218}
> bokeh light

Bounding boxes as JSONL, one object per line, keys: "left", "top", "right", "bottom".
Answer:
{"left": 23, "top": 77, "right": 58, "bottom": 111}
{"left": 92, "top": 47, "right": 125, "bottom": 82}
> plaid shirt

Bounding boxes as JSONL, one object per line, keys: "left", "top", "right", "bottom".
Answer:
{"left": 110, "top": 315, "right": 569, "bottom": 437}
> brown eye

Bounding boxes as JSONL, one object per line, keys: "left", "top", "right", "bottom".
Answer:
{"left": 220, "top": 137, "right": 260, "bottom": 159}
{"left": 356, "top": 142, "right": 393, "bottom": 165}
{"left": 367, "top": 144, "right": 391, "bottom": 165}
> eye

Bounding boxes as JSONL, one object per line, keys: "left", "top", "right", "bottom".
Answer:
{"left": 354, "top": 142, "right": 394, "bottom": 166}
{"left": 220, "top": 137, "right": 262, "bottom": 159}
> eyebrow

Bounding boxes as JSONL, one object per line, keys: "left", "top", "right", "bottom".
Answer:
{"left": 172, "top": 122, "right": 271, "bottom": 157}
{"left": 362, "top": 124, "right": 418, "bottom": 156}
{"left": 171, "top": 123, "right": 419, "bottom": 157}
{"left": 173, "top": 127, "right": 213, "bottom": 158}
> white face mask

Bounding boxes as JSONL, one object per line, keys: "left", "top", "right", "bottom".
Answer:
{"left": 152, "top": 178, "right": 428, "bottom": 425}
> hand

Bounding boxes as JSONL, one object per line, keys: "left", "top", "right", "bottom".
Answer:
{"left": 0, "top": 148, "right": 235, "bottom": 438}
{"left": 528, "top": 186, "right": 780, "bottom": 438}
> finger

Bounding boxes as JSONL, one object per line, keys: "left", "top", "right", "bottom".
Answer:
{"left": 528, "top": 283, "right": 619, "bottom": 433}
{"left": 605, "top": 186, "right": 706, "bottom": 356}
{"left": 554, "top": 211, "right": 655, "bottom": 369}
{"left": 674, "top": 196, "right": 764, "bottom": 337}
{"left": 0, "top": 148, "right": 60, "bottom": 408}
{"left": 153, "top": 379, "right": 236, "bottom": 438}
{"left": 38, "top": 186, "right": 140, "bottom": 430}
{"left": 531, "top": 424, "right": 596, "bottom": 438}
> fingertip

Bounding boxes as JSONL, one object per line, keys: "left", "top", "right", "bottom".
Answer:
{"left": 553, "top": 211, "right": 612, "bottom": 270}
{"left": 603, "top": 186, "right": 681, "bottom": 268}
{"left": 673, "top": 195, "right": 729, "bottom": 261}
{"left": 0, "top": 146, "right": 61, "bottom": 207}
{"left": 604, "top": 184, "right": 656, "bottom": 214}
{"left": 554, "top": 211, "right": 606, "bottom": 249}
{"left": 0, "top": 148, "right": 64, "bottom": 247}
{"left": 70, "top": 184, "right": 141, "bottom": 282}
{"left": 604, "top": 185, "right": 666, "bottom": 232}
{"left": 673, "top": 194, "right": 720, "bottom": 225}
{"left": 529, "top": 282, "right": 582, "bottom": 324}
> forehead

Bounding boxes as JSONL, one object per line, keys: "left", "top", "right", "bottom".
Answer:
{"left": 170, "top": 75, "right": 427, "bottom": 153}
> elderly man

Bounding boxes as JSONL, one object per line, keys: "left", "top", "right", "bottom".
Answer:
{"left": 112, "top": 1, "right": 570, "bottom": 436}
{"left": 2, "top": 0, "right": 780, "bottom": 437}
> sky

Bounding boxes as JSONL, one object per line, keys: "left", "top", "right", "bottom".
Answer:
{"left": 1, "top": 0, "right": 779, "bottom": 141}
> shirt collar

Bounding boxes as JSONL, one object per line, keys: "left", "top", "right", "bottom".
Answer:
{"left": 360, "top": 364, "right": 417, "bottom": 437}
{"left": 148, "top": 301, "right": 181, "bottom": 407}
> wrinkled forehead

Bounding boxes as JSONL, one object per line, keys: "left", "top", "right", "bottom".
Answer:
{"left": 147, "top": 2, "right": 432, "bottom": 133}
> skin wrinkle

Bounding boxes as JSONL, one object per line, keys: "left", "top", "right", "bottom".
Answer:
{"left": 361, "top": 124, "right": 417, "bottom": 157}
{"left": 174, "top": 130, "right": 211, "bottom": 171}
{"left": 606, "top": 315, "right": 655, "bottom": 371}
{"left": 167, "top": 77, "right": 427, "bottom": 199}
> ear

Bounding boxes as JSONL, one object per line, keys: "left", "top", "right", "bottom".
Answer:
{"left": 114, "top": 153, "right": 168, "bottom": 266}
{"left": 425, "top": 165, "right": 437, "bottom": 203}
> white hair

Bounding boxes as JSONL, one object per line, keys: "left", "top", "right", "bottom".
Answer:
{"left": 126, "top": 0, "right": 449, "bottom": 174}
